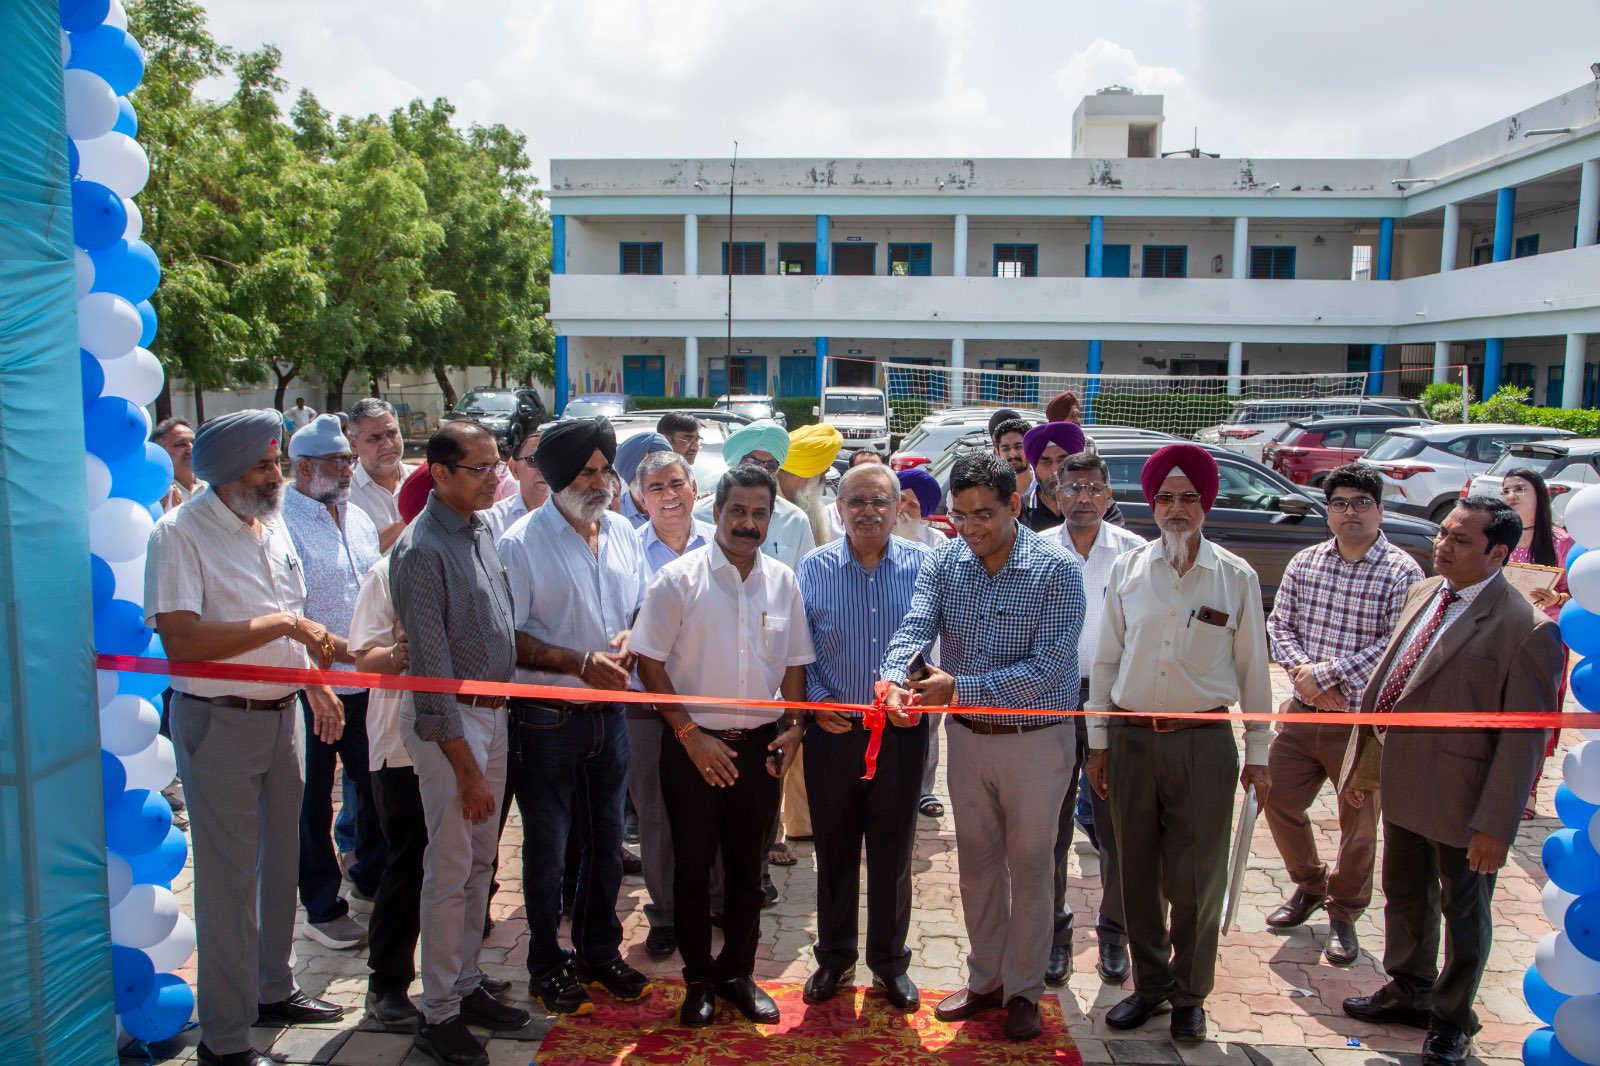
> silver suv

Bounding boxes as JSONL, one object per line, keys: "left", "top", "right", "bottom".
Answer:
{"left": 1358, "top": 423, "right": 1576, "bottom": 524}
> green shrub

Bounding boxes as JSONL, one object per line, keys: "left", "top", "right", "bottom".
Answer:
{"left": 1087, "top": 392, "right": 1238, "bottom": 438}
{"left": 1419, "top": 382, "right": 1473, "bottom": 422}
{"left": 1478, "top": 385, "right": 1532, "bottom": 424}
{"left": 630, "top": 396, "right": 716, "bottom": 410}
{"left": 777, "top": 397, "right": 819, "bottom": 429}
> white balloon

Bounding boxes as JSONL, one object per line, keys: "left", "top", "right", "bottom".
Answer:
{"left": 109, "top": 884, "right": 178, "bottom": 950}
{"left": 78, "top": 291, "right": 141, "bottom": 360}
{"left": 1555, "top": 995, "right": 1600, "bottom": 1066}
{"left": 86, "top": 454, "right": 112, "bottom": 509}
{"left": 99, "top": 694, "right": 158, "bottom": 756}
{"left": 97, "top": 670, "right": 120, "bottom": 708}
{"left": 109, "top": 553, "right": 144, "bottom": 606}
{"left": 1568, "top": 741, "right": 1600, "bottom": 804}
{"left": 63, "top": 68, "right": 119, "bottom": 141}
{"left": 99, "top": 347, "right": 164, "bottom": 408}
{"left": 1592, "top": 807, "right": 1600, "bottom": 855}
{"left": 76, "top": 247, "right": 95, "bottom": 298}
{"left": 74, "top": 132, "right": 149, "bottom": 199}
{"left": 1545, "top": 880, "right": 1579, "bottom": 928}
{"left": 121, "top": 196, "right": 143, "bottom": 241}
{"left": 104, "top": 0, "right": 127, "bottom": 30}
{"left": 121, "top": 735, "right": 176, "bottom": 794}
{"left": 1539, "top": 930, "right": 1600, "bottom": 996}
{"left": 1567, "top": 486, "right": 1600, "bottom": 551}
{"left": 106, "top": 853, "right": 132, "bottom": 909}
{"left": 88, "top": 497, "right": 156, "bottom": 563}
{"left": 143, "top": 912, "right": 195, "bottom": 974}
{"left": 60, "top": 29, "right": 71, "bottom": 66}
{"left": 1571, "top": 553, "right": 1600, "bottom": 615}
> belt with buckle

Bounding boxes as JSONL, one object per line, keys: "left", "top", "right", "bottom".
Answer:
{"left": 184, "top": 692, "right": 297, "bottom": 712}
{"left": 510, "top": 697, "right": 610, "bottom": 714}
{"left": 459, "top": 694, "right": 508, "bottom": 709}
{"left": 707, "top": 722, "right": 779, "bottom": 743}
{"left": 951, "top": 714, "right": 1064, "bottom": 736}
{"left": 1115, "top": 703, "right": 1227, "bottom": 732}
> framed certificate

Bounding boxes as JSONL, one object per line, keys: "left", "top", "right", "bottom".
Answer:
{"left": 1503, "top": 561, "right": 1562, "bottom": 602}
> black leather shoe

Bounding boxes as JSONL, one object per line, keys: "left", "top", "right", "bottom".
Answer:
{"left": 1342, "top": 987, "right": 1431, "bottom": 1029}
{"left": 414, "top": 1016, "right": 488, "bottom": 1066}
{"left": 1046, "top": 944, "right": 1071, "bottom": 986}
{"left": 1004, "top": 996, "right": 1042, "bottom": 1041}
{"left": 873, "top": 973, "right": 920, "bottom": 1012}
{"left": 645, "top": 926, "right": 677, "bottom": 958}
{"left": 577, "top": 956, "right": 653, "bottom": 1002}
{"left": 365, "top": 988, "right": 421, "bottom": 1028}
{"left": 479, "top": 975, "right": 511, "bottom": 996}
{"left": 1106, "top": 991, "right": 1171, "bottom": 1030}
{"left": 258, "top": 988, "right": 346, "bottom": 1024}
{"left": 1098, "top": 942, "right": 1130, "bottom": 984}
{"left": 196, "top": 1046, "right": 273, "bottom": 1066}
{"left": 621, "top": 846, "right": 643, "bottom": 876}
{"left": 933, "top": 986, "right": 1003, "bottom": 1021}
{"left": 1171, "top": 1005, "right": 1207, "bottom": 1042}
{"left": 1325, "top": 919, "right": 1360, "bottom": 966}
{"left": 1266, "top": 888, "right": 1327, "bottom": 929}
{"left": 680, "top": 981, "right": 717, "bottom": 1027}
{"left": 716, "top": 977, "right": 780, "bottom": 1023}
{"left": 803, "top": 963, "right": 856, "bottom": 1004}
{"left": 459, "top": 987, "right": 530, "bottom": 1031}
{"left": 1422, "top": 1021, "right": 1472, "bottom": 1066}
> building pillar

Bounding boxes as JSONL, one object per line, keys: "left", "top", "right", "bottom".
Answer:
{"left": 1564, "top": 334, "right": 1587, "bottom": 410}
{"left": 1578, "top": 160, "right": 1599, "bottom": 249}
{"left": 816, "top": 214, "right": 830, "bottom": 276}
{"left": 951, "top": 337, "right": 965, "bottom": 406}
{"left": 1483, "top": 188, "right": 1516, "bottom": 395}
{"left": 816, "top": 337, "right": 828, "bottom": 396}
{"left": 683, "top": 213, "right": 698, "bottom": 274}
{"left": 953, "top": 214, "right": 968, "bottom": 277}
{"left": 1434, "top": 203, "right": 1460, "bottom": 384}
{"left": 552, "top": 215, "right": 567, "bottom": 413}
{"left": 684, "top": 336, "right": 700, "bottom": 398}
{"left": 1368, "top": 217, "right": 1395, "bottom": 393}
{"left": 1087, "top": 217, "right": 1104, "bottom": 396}
{"left": 1227, "top": 341, "right": 1244, "bottom": 396}
{"left": 1227, "top": 217, "right": 1248, "bottom": 396}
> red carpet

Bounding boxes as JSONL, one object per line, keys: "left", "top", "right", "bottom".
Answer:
{"left": 535, "top": 979, "right": 1084, "bottom": 1065}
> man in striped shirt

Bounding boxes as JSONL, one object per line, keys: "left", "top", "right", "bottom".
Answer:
{"left": 796, "top": 463, "right": 934, "bottom": 1013}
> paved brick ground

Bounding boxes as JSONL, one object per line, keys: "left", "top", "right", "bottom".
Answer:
{"left": 131, "top": 665, "right": 1569, "bottom": 1065}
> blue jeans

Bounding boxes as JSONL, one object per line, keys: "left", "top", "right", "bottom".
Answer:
{"left": 334, "top": 776, "right": 358, "bottom": 853}
{"left": 508, "top": 700, "right": 629, "bottom": 977}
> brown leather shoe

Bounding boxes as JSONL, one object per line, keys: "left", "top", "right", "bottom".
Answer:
{"left": 1266, "top": 888, "right": 1327, "bottom": 929}
{"left": 1324, "top": 919, "right": 1360, "bottom": 965}
{"left": 1004, "top": 996, "right": 1042, "bottom": 1041}
{"left": 933, "top": 986, "right": 1004, "bottom": 1022}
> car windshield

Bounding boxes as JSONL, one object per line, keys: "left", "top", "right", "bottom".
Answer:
{"left": 1365, "top": 433, "right": 1426, "bottom": 461}
{"left": 455, "top": 391, "right": 515, "bottom": 413}
{"left": 825, "top": 395, "right": 885, "bottom": 417}
{"left": 723, "top": 400, "right": 773, "bottom": 418}
{"left": 1485, "top": 448, "right": 1568, "bottom": 478}
{"left": 564, "top": 399, "right": 621, "bottom": 418}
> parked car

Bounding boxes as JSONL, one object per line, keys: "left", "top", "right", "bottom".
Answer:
{"left": 442, "top": 387, "right": 548, "bottom": 441}
{"left": 1465, "top": 439, "right": 1600, "bottom": 525}
{"left": 818, "top": 386, "right": 891, "bottom": 452}
{"left": 714, "top": 394, "right": 785, "bottom": 428}
{"left": 923, "top": 425, "right": 1178, "bottom": 499}
{"left": 1195, "top": 397, "right": 1426, "bottom": 463}
{"left": 890, "top": 408, "right": 1044, "bottom": 471}
{"left": 1263, "top": 415, "right": 1437, "bottom": 487}
{"left": 1357, "top": 423, "right": 1577, "bottom": 524}
{"left": 610, "top": 414, "right": 736, "bottom": 490}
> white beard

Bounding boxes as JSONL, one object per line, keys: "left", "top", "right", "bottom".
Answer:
{"left": 1159, "top": 527, "right": 1197, "bottom": 570}
{"left": 218, "top": 479, "right": 283, "bottom": 521}
{"left": 306, "top": 469, "right": 349, "bottom": 506}
{"left": 556, "top": 483, "right": 613, "bottom": 524}
{"left": 793, "top": 477, "right": 832, "bottom": 545}
{"left": 895, "top": 514, "right": 925, "bottom": 540}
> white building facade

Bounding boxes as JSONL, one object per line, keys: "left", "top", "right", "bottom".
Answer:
{"left": 548, "top": 83, "right": 1600, "bottom": 411}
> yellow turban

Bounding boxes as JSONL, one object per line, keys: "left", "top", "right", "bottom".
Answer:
{"left": 782, "top": 423, "right": 843, "bottom": 479}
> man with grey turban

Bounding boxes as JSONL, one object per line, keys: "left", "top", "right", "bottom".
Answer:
{"left": 614, "top": 431, "right": 672, "bottom": 529}
{"left": 146, "top": 408, "right": 348, "bottom": 1065}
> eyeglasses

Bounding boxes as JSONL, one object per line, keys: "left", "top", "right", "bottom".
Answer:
{"left": 1327, "top": 497, "right": 1377, "bottom": 513}
{"left": 1152, "top": 491, "right": 1204, "bottom": 507}
{"left": 948, "top": 509, "right": 1002, "bottom": 527}
{"left": 668, "top": 432, "right": 701, "bottom": 448}
{"left": 842, "top": 496, "right": 896, "bottom": 512}
{"left": 741, "top": 457, "right": 781, "bottom": 473}
{"left": 1059, "top": 482, "right": 1109, "bottom": 499}
{"left": 306, "top": 455, "right": 359, "bottom": 470}
{"left": 1500, "top": 484, "right": 1533, "bottom": 497}
{"left": 644, "top": 477, "right": 692, "bottom": 496}
{"left": 446, "top": 462, "right": 506, "bottom": 480}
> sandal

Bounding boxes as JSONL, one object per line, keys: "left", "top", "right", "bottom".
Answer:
{"left": 768, "top": 841, "right": 798, "bottom": 866}
{"left": 919, "top": 796, "right": 944, "bottom": 818}
{"left": 1522, "top": 806, "right": 1538, "bottom": 821}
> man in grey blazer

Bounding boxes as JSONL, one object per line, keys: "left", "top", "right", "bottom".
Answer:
{"left": 1340, "top": 495, "right": 1563, "bottom": 1066}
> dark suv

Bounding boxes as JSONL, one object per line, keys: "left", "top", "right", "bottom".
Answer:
{"left": 443, "top": 388, "right": 548, "bottom": 441}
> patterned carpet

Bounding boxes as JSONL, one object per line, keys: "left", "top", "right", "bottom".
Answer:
{"left": 535, "top": 979, "right": 1084, "bottom": 1065}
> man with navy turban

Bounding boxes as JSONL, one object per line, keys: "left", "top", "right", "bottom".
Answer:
{"left": 894, "top": 467, "right": 945, "bottom": 549}
{"left": 1019, "top": 421, "right": 1085, "bottom": 532}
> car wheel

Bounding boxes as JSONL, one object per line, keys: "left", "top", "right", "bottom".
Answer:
{"left": 1308, "top": 472, "right": 1327, "bottom": 488}
{"left": 1429, "top": 500, "right": 1456, "bottom": 525}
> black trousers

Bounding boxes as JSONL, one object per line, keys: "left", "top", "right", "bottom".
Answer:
{"left": 1051, "top": 713, "right": 1089, "bottom": 948}
{"left": 1381, "top": 820, "right": 1496, "bottom": 1032}
{"left": 661, "top": 723, "right": 781, "bottom": 985}
{"left": 299, "top": 692, "right": 386, "bottom": 924}
{"left": 367, "top": 765, "right": 426, "bottom": 993}
{"left": 803, "top": 719, "right": 927, "bottom": 976}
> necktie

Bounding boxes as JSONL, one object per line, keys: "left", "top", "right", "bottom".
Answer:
{"left": 1372, "top": 587, "right": 1460, "bottom": 734}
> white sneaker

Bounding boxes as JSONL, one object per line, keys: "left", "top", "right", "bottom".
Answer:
{"left": 347, "top": 887, "right": 375, "bottom": 915}
{"left": 306, "top": 913, "right": 368, "bottom": 950}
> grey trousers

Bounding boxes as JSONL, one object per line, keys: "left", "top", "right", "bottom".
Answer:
{"left": 946, "top": 718, "right": 1075, "bottom": 1004}
{"left": 920, "top": 715, "right": 944, "bottom": 798}
{"left": 404, "top": 704, "right": 508, "bottom": 1025}
{"left": 170, "top": 692, "right": 304, "bottom": 1055}
{"left": 625, "top": 715, "right": 674, "bottom": 930}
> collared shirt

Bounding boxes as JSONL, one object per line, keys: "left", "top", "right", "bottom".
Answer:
{"left": 799, "top": 535, "right": 931, "bottom": 716}
{"left": 162, "top": 477, "right": 207, "bottom": 512}
{"left": 347, "top": 557, "right": 411, "bottom": 770}
{"left": 630, "top": 541, "right": 817, "bottom": 730}
{"left": 1087, "top": 537, "right": 1274, "bottom": 763}
{"left": 499, "top": 504, "right": 649, "bottom": 690}
{"left": 1374, "top": 572, "right": 1496, "bottom": 702}
{"left": 640, "top": 518, "right": 715, "bottom": 578}
{"left": 282, "top": 486, "right": 383, "bottom": 694}
{"left": 880, "top": 522, "right": 1084, "bottom": 725}
{"left": 144, "top": 487, "right": 309, "bottom": 700}
{"left": 390, "top": 495, "right": 517, "bottom": 742}
{"left": 693, "top": 492, "right": 816, "bottom": 572}
{"left": 1056, "top": 520, "right": 1149, "bottom": 668}
{"left": 1022, "top": 483, "right": 1124, "bottom": 532}
{"left": 620, "top": 491, "right": 650, "bottom": 529}
{"left": 1267, "top": 533, "right": 1424, "bottom": 702}
{"left": 349, "top": 461, "right": 416, "bottom": 536}
{"left": 902, "top": 520, "right": 947, "bottom": 550}
{"left": 285, "top": 405, "right": 317, "bottom": 430}
{"left": 483, "top": 491, "right": 532, "bottom": 543}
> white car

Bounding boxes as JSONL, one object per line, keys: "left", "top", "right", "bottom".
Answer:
{"left": 1357, "top": 423, "right": 1576, "bottom": 524}
{"left": 818, "top": 387, "right": 891, "bottom": 453}
{"left": 890, "top": 407, "right": 1045, "bottom": 471}
{"left": 610, "top": 414, "right": 734, "bottom": 489}
{"left": 1466, "top": 439, "right": 1600, "bottom": 526}
{"left": 1196, "top": 397, "right": 1426, "bottom": 463}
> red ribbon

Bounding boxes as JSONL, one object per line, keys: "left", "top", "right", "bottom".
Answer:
{"left": 862, "top": 681, "right": 925, "bottom": 781}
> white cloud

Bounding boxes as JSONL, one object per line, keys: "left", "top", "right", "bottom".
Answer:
{"left": 1053, "top": 38, "right": 1186, "bottom": 103}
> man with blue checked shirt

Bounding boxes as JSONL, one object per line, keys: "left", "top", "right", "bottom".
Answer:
{"left": 879, "top": 451, "right": 1085, "bottom": 1044}
{"left": 797, "top": 462, "right": 934, "bottom": 1013}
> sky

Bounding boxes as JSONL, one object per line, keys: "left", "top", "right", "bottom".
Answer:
{"left": 195, "top": 0, "right": 1600, "bottom": 187}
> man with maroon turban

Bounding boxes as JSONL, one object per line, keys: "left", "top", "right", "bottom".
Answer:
{"left": 1083, "top": 443, "right": 1273, "bottom": 1044}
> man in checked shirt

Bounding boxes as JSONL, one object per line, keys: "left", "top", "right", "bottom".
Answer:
{"left": 1263, "top": 464, "right": 1423, "bottom": 966}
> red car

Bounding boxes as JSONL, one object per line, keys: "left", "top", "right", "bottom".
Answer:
{"left": 1264, "top": 416, "right": 1437, "bottom": 487}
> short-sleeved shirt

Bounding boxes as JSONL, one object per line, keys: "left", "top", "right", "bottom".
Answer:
{"left": 693, "top": 492, "right": 816, "bottom": 572}
{"left": 144, "top": 487, "right": 310, "bottom": 700}
{"left": 349, "top": 461, "right": 416, "bottom": 536}
{"left": 282, "top": 486, "right": 383, "bottom": 694}
{"left": 630, "top": 541, "right": 817, "bottom": 730}
{"left": 640, "top": 518, "right": 715, "bottom": 578}
{"left": 1056, "top": 520, "right": 1148, "bottom": 668}
{"left": 347, "top": 557, "right": 411, "bottom": 769}
{"left": 285, "top": 405, "right": 318, "bottom": 431}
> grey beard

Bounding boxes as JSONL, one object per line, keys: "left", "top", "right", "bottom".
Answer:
{"left": 306, "top": 471, "right": 348, "bottom": 506}
{"left": 895, "top": 514, "right": 925, "bottom": 539}
{"left": 1159, "top": 527, "right": 1197, "bottom": 569}
{"left": 793, "top": 479, "right": 832, "bottom": 544}
{"left": 556, "top": 483, "right": 612, "bottom": 523}
{"left": 219, "top": 479, "right": 283, "bottom": 521}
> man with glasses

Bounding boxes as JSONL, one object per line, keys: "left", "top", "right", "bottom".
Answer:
{"left": 281, "top": 415, "right": 387, "bottom": 951}
{"left": 796, "top": 463, "right": 934, "bottom": 1012}
{"left": 484, "top": 415, "right": 546, "bottom": 541}
{"left": 878, "top": 452, "right": 1085, "bottom": 1043}
{"left": 1085, "top": 443, "right": 1273, "bottom": 1044}
{"left": 1262, "top": 464, "right": 1422, "bottom": 966}
{"left": 348, "top": 398, "right": 418, "bottom": 552}
{"left": 1049, "top": 452, "right": 1146, "bottom": 988}
{"left": 1018, "top": 422, "right": 1082, "bottom": 533}
{"left": 657, "top": 411, "right": 702, "bottom": 467}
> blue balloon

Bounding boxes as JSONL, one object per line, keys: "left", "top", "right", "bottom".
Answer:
{"left": 147, "top": 501, "right": 163, "bottom": 522}
{"left": 1568, "top": 892, "right": 1600, "bottom": 962}
{"left": 91, "top": 553, "right": 115, "bottom": 612}
{"left": 1573, "top": 658, "right": 1600, "bottom": 714}
{"left": 95, "top": 598, "right": 153, "bottom": 656}
{"left": 1545, "top": 828, "right": 1600, "bottom": 894}
{"left": 105, "top": 788, "right": 171, "bottom": 857}
{"left": 1560, "top": 602, "right": 1600, "bottom": 658}
{"left": 1557, "top": 782, "right": 1600, "bottom": 831}
{"left": 108, "top": 442, "right": 173, "bottom": 506}
{"left": 1524, "top": 966, "right": 1570, "bottom": 1025}
{"left": 1569, "top": 543, "right": 1589, "bottom": 572}
{"left": 128, "top": 824, "right": 187, "bottom": 886}
{"left": 113, "top": 96, "right": 138, "bottom": 138}
{"left": 118, "top": 669, "right": 168, "bottom": 701}
{"left": 59, "top": 0, "right": 111, "bottom": 32}
{"left": 67, "top": 26, "right": 145, "bottom": 97}
{"left": 68, "top": 138, "right": 80, "bottom": 180}
{"left": 111, "top": 945, "right": 155, "bottom": 1014}
{"left": 71, "top": 179, "right": 127, "bottom": 251}
{"left": 90, "top": 238, "right": 162, "bottom": 304}
{"left": 84, "top": 395, "right": 147, "bottom": 462}
{"left": 1525, "top": 1027, "right": 1587, "bottom": 1066}
{"left": 135, "top": 300, "right": 157, "bottom": 347}
{"left": 120, "top": 973, "right": 194, "bottom": 1044}
{"left": 146, "top": 634, "right": 166, "bottom": 659}
{"left": 81, "top": 348, "right": 105, "bottom": 406}
{"left": 101, "top": 746, "right": 126, "bottom": 807}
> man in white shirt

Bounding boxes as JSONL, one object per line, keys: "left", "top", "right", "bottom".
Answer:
{"left": 154, "top": 416, "right": 206, "bottom": 511}
{"left": 483, "top": 416, "right": 547, "bottom": 542}
{"left": 346, "top": 398, "right": 416, "bottom": 552}
{"left": 693, "top": 420, "right": 815, "bottom": 571}
{"left": 285, "top": 396, "right": 317, "bottom": 433}
{"left": 632, "top": 466, "right": 815, "bottom": 1029}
